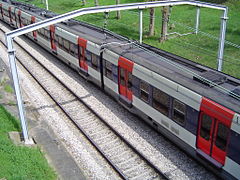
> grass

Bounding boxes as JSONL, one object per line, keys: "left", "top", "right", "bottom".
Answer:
{"left": 16, "top": 0, "right": 240, "bottom": 78}
{"left": 0, "top": 105, "right": 56, "bottom": 180}
{"left": 4, "top": 84, "right": 14, "bottom": 93}
{"left": 7, "top": 100, "right": 16, "bottom": 106}
{"left": 0, "top": 78, "right": 7, "bottom": 86}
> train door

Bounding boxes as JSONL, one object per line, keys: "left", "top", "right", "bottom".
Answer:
{"left": 78, "top": 37, "right": 88, "bottom": 72}
{"left": 0, "top": 4, "right": 3, "bottom": 20}
{"left": 50, "top": 25, "right": 57, "bottom": 53}
{"left": 17, "top": 10, "right": 22, "bottom": 28}
{"left": 8, "top": 6, "right": 12, "bottom": 24}
{"left": 197, "top": 97, "right": 234, "bottom": 165}
{"left": 31, "top": 16, "right": 37, "bottom": 40}
{"left": 118, "top": 56, "right": 133, "bottom": 102}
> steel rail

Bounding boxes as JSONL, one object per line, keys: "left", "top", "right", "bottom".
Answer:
{"left": 0, "top": 30, "right": 169, "bottom": 179}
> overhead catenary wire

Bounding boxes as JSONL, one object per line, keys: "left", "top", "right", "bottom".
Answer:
{"left": 81, "top": 12, "right": 240, "bottom": 68}
{"left": 78, "top": 17, "right": 240, "bottom": 99}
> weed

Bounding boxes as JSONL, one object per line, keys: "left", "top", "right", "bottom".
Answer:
{"left": 0, "top": 78, "right": 7, "bottom": 86}
{"left": 7, "top": 100, "right": 16, "bottom": 106}
{"left": 4, "top": 84, "right": 14, "bottom": 93}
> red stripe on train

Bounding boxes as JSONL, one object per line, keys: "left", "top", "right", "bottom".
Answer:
{"left": 78, "top": 37, "right": 88, "bottom": 71}
{"left": 118, "top": 56, "right": 134, "bottom": 73}
{"left": 78, "top": 37, "right": 87, "bottom": 48}
{"left": 200, "top": 97, "right": 234, "bottom": 125}
{"left": 31, "top": 16, "right": 37, "bottom": 39}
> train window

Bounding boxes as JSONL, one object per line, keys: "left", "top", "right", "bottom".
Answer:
{"left": 58, "top": 36, "right": 63, "bottom": 48}
{"left": 69, "top": 43, "right": 75, "bottom": 56}
{"left": 54, "top": 35, "right": 58, "bottom": 45}
{"left": 120, "top": 68, "right": 125, "bottom": 86}
{"left": 74, "top": 44, "right": 78, "bottom": 58}
{"left": 200, "top": 114, "right": 212, "bottom": 141}
{"left": 215, "top": 123, "right": 229, "bottom": 151}
{"left": 128, "top": 72, "right": 132, "bottom": 89}
{"left": 44, "top": 29, "right": 50, "bottom": 39}
{"left": 152, "top": 88, "right": 169, "bottom": 116}
{"left": 39, "top": 28, "right": 44, "bottom": 37}
{"left": 173, "top": 99, "right": 186, "bottom": 125}
{"left": 63, "top": 39, "right": 70, "bottom": 52}
{"left": 91, "top": 54, "right": 98, "bottom": 70}
{"left": 140, "top": 81, "right": 149, "bottom": 103}
{"left": 4, "top": 10, "right": 9, "bottom": 17}
{"left": 105, "top": 60, "right": 113, "bottom": 80}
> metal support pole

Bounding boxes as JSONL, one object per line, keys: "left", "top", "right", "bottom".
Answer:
{"left": 195, "top": 7, "right": 200, "bottom": 34}
{"left": 217, "top": 8, "right": 228, "bottom": 71}
{"left": 46, "top": 0, "right": 49, "bottom": 11}
{"left": 139, "top": 9, "right": 143, "bottom": 44}
{"left": 6, "top": 36, "right": 30, "bottom": 143}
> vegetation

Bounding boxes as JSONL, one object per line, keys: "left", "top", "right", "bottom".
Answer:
{"left": 4, "top": 84, "right": 14, "bottom": 93}
{"left": 0, "top": 105, "right": 56, "bottom": 180}
{"left": 16, "top": 0, "right": 240, "bottom": 78}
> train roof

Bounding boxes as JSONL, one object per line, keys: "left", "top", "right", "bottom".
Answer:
{"left": 9, "top": 0, "right": 240, "bottom": 113}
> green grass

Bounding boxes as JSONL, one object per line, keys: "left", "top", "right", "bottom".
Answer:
{"left": 4, "top": 84, "right": 14, "bottom": 93}
{"left": 0, "top": 78, "right": 7, "bottom": 86}
{"left": 16, "top": 0, "right": 240, "bottom": 78}
{"left": 0, "top": 105, "right": 56, "bottom": 180}
{"left": 7, "top": 100, "right": 16, "bottom": 106}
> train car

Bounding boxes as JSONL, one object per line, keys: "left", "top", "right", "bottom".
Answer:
{"left": 0, "top": 0, "right": 240, "bottom": 179}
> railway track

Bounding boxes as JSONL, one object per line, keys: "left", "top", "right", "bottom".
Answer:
{"left": 0, "top": 28, "right": 169, "bottom": 180}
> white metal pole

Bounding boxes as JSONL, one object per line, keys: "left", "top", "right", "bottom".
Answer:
{"left": 217, "top": 8, "right": 228, "bottom": 71}
{"left": 139, "top": 9, "right": 143, "bottom": 44}
{"left": 6, "top": 36, "right": 30, "bottom": 143}
{"left": 46, "top": 0, "right": 49, "bottom": 11}
{"left": 195, "top": 7, "right": 200, "bottom": 34}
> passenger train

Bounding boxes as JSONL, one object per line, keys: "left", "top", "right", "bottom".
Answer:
{"left": 0, "top": 0, "right": 239, "bottom": 179}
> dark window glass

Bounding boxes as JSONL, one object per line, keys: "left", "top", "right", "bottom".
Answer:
{"left": 128, "top": 72, "right": 132, "bottom": 89}
{"left": 63, "top": 39, "right": 70, "bottom": 52}
{"left": 44, "top": 29, "right": 50, "bottom": 39}
{"left": 69, "top": 43, "right": 75, "bottom": 56}
{"left": 58, "top": 36, "right": 63, "bottom": 48}
{"left": 40, "top": 28, "right": 45, "bottom": 37}
{"left": 91, "top": 54, "right": 98, "bottom": 70}
{"left": 105, "top": 60, "right": 113, "bottom": 80}
{"left": 200, "top": 114, "right": 212, "bottom": 141}
{"left": 140, "top": 81, "right": 149, "bottom": 103}
{"left": 54, "top": 34, "right": 58, "bottom": 44}
{"left": 74, "top": 44, "right": 78, "bottom": 58}
{"left": 215, "top": 123, "right": 229, "bottom": 151}
{"left": 173, "top": 99, "right": 186, "bottom": 125}
{"left": 152, "top": 88, "right": 169, "bottom": 116}
{"left": 120, "top": 68, "right": 125, "bottom": 86}
{"left": 37, "top": 29, "right": 41, "bottom": 34}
